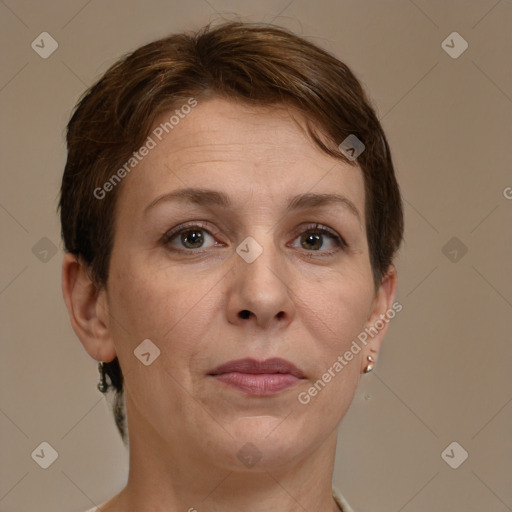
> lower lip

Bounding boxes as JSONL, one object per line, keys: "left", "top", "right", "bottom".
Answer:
{"left": 211, "top": 372, "right": 301, "bottom": 396}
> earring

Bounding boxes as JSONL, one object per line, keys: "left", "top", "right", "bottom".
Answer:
{"left": 97, "top": 361, "right": 108, "bottom": 393}
{"left": 363, "top": 355, "right": 375, "bottom": 374}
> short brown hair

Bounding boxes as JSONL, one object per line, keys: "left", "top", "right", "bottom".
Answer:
{"left": 59, "top": 20, "right": 404, "bottom": 444}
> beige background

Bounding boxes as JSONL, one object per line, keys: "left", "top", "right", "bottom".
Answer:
{"left": 1, "top": 1, "right": 511, "bottom": 511}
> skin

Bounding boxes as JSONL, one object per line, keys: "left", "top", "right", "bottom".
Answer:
{"left": 62, "top": 97, "right": 397, "bottom": 512}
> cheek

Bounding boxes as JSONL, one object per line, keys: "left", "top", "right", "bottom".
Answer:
{"left": 106, "top": 254, "right": 221, "bottom": 375}
{"left": 105, "top": 261, "right": 214, "bottom": 422}
{"left": 299, "top": 266, "right": 373, "bottom": 344}
{"left": 294, "top": 267, "right": 373, "bottom": 406}
{"left": 296, "top": 281, "right": 369, "bottom": 421}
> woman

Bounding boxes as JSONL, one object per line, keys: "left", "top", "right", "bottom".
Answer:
{"left": 60, "top": 20, "right": 403, "bottom": 512}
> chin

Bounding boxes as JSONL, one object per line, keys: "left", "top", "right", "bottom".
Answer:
{"left": 219, "top": 416, "right": 312, "bottom": 471}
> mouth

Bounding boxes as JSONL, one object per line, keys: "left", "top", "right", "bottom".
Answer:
{"left": 208, "top": 358, "right": 305, "bottom": 396}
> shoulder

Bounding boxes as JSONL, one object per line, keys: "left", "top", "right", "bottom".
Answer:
{"left": 332, "top": 486, "right": 356, "bottom": 512}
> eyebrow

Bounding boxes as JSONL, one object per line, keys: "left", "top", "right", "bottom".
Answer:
{"left": 144, "top": 187, "right": 361, "bottom": 223}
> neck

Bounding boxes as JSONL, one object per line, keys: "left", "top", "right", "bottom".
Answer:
{"left": 107, "top": 401, "right": 341, "bottom": 512}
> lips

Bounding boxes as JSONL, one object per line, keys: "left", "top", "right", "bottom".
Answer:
{"left": 209, "top": 357, "right": 305, "bottom": 379}
{"left": 209, "top": 357, "right": 305, "bottom": 396}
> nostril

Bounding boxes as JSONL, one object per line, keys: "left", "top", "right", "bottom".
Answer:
{"left": 239, "top": 310, "right": 252, "bottom": 319}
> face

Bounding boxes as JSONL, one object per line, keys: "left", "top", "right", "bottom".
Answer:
{"left": 97, "top": 97, "right": 390, "bottom": 470}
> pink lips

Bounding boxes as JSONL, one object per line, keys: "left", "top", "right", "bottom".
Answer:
{"left": 209, "top": 357, "right": 305, "bottom": 396}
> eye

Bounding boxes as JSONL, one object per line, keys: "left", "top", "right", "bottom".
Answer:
{"left": 290, "top": 223, "right": 346, "bottom": 256}
{"left": 162, "top": 221, "right": 346, "bottom": 256}
{"left": 162, "top": 222, "right": 220, "bottom": 252}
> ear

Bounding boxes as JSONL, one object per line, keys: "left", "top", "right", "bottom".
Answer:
{"left": 61, "top": 253, "right": 117, "bottom": 362}
{"left": 360, "top": 264, "right": 399, "bottom": 372}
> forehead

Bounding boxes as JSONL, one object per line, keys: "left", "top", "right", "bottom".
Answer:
{"left": 117, "top": 97, "right": 365, "bottom": 218}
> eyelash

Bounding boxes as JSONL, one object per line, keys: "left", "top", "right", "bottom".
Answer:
{"left": 162, "top": 221, "right": 347, "bottom": 258}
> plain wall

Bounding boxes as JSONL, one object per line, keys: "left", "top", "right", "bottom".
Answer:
{"left": 1, "top": 1, "right": 511, "bottom": 511}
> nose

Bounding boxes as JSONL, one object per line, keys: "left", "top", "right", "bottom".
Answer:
{"left": 226, "top": 235, "right": 295, "bottom": 330}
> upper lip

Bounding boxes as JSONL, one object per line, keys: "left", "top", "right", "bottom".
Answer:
{"left": 209, "top": 358, "right": 305, "bottom": 378}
